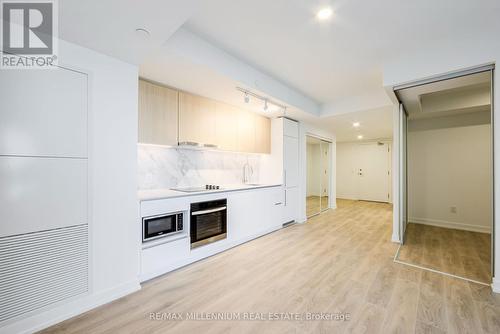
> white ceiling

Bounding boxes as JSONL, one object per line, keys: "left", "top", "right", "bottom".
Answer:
{"left": 306, "top": 106, "right": 394, "bottom": 142}
{"left": 59, "top": 0, "right": 200, "bottom": 64}
{"left": 184, "top": 0, "right": 499, "bottom": 113}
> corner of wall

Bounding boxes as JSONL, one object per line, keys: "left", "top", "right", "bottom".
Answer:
{"left": 492, "top": 277, "right": 500, "bottom": 294}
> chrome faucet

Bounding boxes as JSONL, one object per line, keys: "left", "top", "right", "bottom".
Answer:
{"left": 243, "top": 162, "right": 253, "bottom": 184}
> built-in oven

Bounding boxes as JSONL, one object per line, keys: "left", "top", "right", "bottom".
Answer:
{"left": 142, "top": 212, "right": 184, "bottom": 242}
{"left": 190, "top": 199, "right": 227, "bottom": 249}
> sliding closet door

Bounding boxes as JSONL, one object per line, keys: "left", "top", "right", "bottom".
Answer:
{"left": 306, "top": 136, "right": 322, "bottom": 217}
{"left": 399, "top": 103, "right": 408, "bottom": 244}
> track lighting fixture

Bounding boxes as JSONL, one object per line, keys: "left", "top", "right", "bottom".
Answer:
{"left": 236, "top": 87, "right": 287, "bottom": 113}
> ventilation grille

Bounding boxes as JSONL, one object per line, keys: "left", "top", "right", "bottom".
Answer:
{"left": 0, "top": 224, "right": 89, "bottom": 323}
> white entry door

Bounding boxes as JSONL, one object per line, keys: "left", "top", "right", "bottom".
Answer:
{"left": 356, "top": 143, "right": 390, "bottom": 202}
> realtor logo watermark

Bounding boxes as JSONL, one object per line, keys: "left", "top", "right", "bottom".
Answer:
{"left": 1, "top": 0, "right": 58, "bottom": 69}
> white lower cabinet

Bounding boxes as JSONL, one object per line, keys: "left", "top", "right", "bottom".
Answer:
{"left": 141, "top": 237, "right": 190, "bottom": 281}
{"left": 140, "top": 186, "right": 283, "bottom": 281}
{"left": 284, "top": 187, "right": 299, "bottom": 224}
{"left": 227, "top": 187, "right": 283, "bottom": 241}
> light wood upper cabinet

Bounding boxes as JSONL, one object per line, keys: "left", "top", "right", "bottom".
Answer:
{"left": 237, "top": 110, "right": 256, "bottom": 153}
{"left": 178, "top": 92, "right": 217, "bottom": 145}
{"left": 138, "top": 80, "right": 178, "bottom": 146}
{"left": 255, "top": 114, "right": 271, "bottom": 154}
{"left": 140, "top": 83, "right": 271, "bottom": 153}
{"left": 215, "top": 102, "right": 239, "bottom": 151}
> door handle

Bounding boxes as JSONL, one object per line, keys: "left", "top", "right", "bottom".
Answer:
{"left": 192, "top": 206, "right": 227, "bottom": 216}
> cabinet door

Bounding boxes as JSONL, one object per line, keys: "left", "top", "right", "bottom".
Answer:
{"left": 255, "top": 115, "right": 271, "bottom": 154}
{"left": 283, "top": 118, "right": 299, "bottom": 138}
{"left": 284, "top": 187, "right": 299, "bottom": 223}
{"left": 0, "top": 68, "right": 87, "bottom": 158}
{"left": 138, "top": 80, "right": 178, "bottom": 146}
{"left": 215, "top": 102, "right": 239, "bottom": 151}
{"left": 237, "top": 110, "right": 256, "bottom": 153}
{"left": 179, "top": 92, "right": 217, "bottom": 145}
{"left": 0, "top": 156, "right": 87, "bottom": 237}
{"left": 284, "top": 136, "right": 299, "bottom": 187}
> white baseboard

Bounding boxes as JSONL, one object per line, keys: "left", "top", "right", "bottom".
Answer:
{"left": 492, "top": 277, "right": 500, "bottom": 294}
{"left": 1, "top": 280, "right": 141, "bottom": 334}
{"left": 409, "top": 217, "right": 491, "bottom": 234}
{"left": 336, "top": 195, "right": 358, "bottom": 201}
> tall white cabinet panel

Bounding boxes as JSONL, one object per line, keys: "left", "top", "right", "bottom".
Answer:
{"left": 284, "top": 136, "right": 299, "bottom": 187}
{"left": 282, "top": 118, "right": 300, "bottom": 223}
{"left": 0, "top": 69, "right": 88, "bottom": 158}
{"left": 0, "top": 66, "right": 89, "bottom": 323}
{"left": 0, "top": 156, "right": 88, "bottom": 237}
{"left": 284, "top": 187, "right": 299, "bottom": 223}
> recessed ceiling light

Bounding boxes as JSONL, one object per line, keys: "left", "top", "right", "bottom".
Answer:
{"left": 316, "top": 7, "right": 333, "bottom": 20}
{"left": 357, "top": 135, "right": 363, "bottom": 140}
{"left": 353, "top": 122, "right": 360, "bottom": 128}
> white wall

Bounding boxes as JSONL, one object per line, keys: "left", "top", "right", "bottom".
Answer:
{"left": 306, "top": 143, "right": 321, "bottom": 196}
{"left": 2, "top": 39, "right": 140, "bottom": 334}
{"left": 383, "top": 38, "right": 500, "bottom": 292}
{"left": 408, "top": 120, "right": 491, "bottom": 233}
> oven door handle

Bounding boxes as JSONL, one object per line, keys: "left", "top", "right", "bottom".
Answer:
{"left": 191, "top": 206, "right": 227, "bottom": 216}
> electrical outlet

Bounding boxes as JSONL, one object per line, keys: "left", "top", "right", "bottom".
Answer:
{"left": 450, "top": 206, "right": 457, "bottom": 214}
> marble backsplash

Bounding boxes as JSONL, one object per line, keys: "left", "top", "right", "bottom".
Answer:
{"left": 138, "top": 144, "right": 262, "bottom": 190}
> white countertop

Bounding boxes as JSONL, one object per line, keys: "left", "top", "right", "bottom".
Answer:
{"left": 138, "top": 183, "right": 283, "bottom": 201}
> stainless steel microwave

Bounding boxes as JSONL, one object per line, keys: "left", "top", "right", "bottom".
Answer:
{"left": 142, "top": 212, "right": 184, "bottom": 242}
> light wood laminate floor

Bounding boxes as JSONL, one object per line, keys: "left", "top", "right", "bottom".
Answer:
{"left": 42, "top": 200, "right": 500, "bottom": 334}
{"left": 396, "top": 223, "right": 491, "bottom": 284}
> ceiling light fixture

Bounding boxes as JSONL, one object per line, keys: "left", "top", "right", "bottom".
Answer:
{"left": 316, "top": 7, "right": 333, "bottom": 20}
{"left": 135, "top": 28, "right": 150, "bottom": 38}
{"left": 357, "top": 135, "right": 364, "bottom": 140}
{"left": 353, "top": 122, "right": 360, "bottom": 128}
{"left": 244, "top": 93, "right": 250, "bottom": 103}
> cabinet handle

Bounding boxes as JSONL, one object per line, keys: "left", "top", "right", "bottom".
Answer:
{"left": 284, "top": 190, "right": 287, "bottom": 206}
{"left": 274, "top": 202, "right": 283, "bottom": 206}
{"left": 284, "top": 170, "right": 287, "bottom": 187}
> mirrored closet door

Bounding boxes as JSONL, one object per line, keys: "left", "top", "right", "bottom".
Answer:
{"left": 306, "top": 136, "right": 331, "bottom": 218}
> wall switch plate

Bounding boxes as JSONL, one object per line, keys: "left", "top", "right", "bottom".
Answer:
{"left": 450, "top": 206, "right": 457, "bottom": 213}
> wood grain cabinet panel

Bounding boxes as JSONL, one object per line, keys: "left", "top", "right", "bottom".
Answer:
{"left": 254, "top": 115, "right": 271, "bottom": 154}
{"left": 140, "top": 82, "right": 271, "bottom": 153}
{"left": 237, "top": 110, "right": 256, "bottom": 153}
{"left": 215, "top": 102, "right": 239, "bottom": 151}
{"left": 178, "top": 92, "right": 217, "bottom": 146}
{"left": 138, "top": 80, "right": 178, "bottom": 146}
